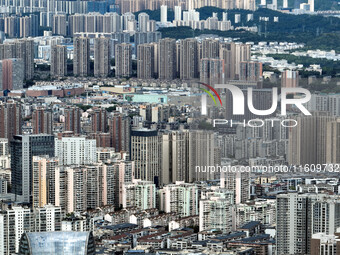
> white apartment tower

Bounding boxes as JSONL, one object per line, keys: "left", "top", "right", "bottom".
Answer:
{"left": 55, "top": 136, "right": 96, "bottom": 166}
{"left": 122, "top": 179, "right": 156, "bottom": 210}
{"left": 161, "top": 5, "right": 167, "bottom": 23}
{"left": 276, "top": 193, "right": 340, "bottom": 255}
{"left": 159, "top": 181, "right": 198, "bottom": 217}
{"left": 199, "top": 189, "right": 234, "bottom": 233}
{"left": 174, "top": 6, "right": 182, "bottom": 21}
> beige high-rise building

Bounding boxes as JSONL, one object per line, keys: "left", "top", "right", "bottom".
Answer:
{"left": 221, "top": 45, "right": 236, "bottom": 81}
{"left": 158, "top": 38, "right": 177, "bottom": 80}
{"left": 50, "top": 45, "right": 67, "bottom": 77}
{"left": 103, "top": 12, "right": 122, "bottom": 33}
{"left": 4, "top": 16, "right": 18, "bottom": 38}
{"left": 220, "top": 42, "right": 251, "bottom": 81}
{"left": 137, "top": 43, "right": 155, "bottom": 79}
{"left": 94, "top": 37, "right": 111, "bottom": 77}
{"left": 115, "top": 43, "right": 132, "bottom": 77}
{"left": 161, "top": 130, "right": 190, "bottom": 184}
{"left": 180, "top": 38, "right": 199, "bottom": 80}
{"left": 32, "top": 156, "right": 59, "bottom": 208}
{"left": 73, "top": 37, "right": 90, "bottom": 77}
{"left": 189, "top": 130, "right": 216, "bottom": 182}
{"left": 326, "top": 119, "right": 340, "bottom": 163}
{"left": 288, "top": 113, "right": 336, "bottom": 165}
{"left": 235, "top": 42, "right": 251, "bottom": 79}
{"left": 19, "top": 16, "right": 30, "bottom": 38}
{"left": 52, "top": 14, "right": 67, "bottom": 36}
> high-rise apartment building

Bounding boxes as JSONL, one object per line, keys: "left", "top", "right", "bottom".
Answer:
{"left": 19, "top": 16, "right": 30, "bottom": 37}
{"left": 0, "top": 205, "right": 62, "bottom": 255}
{"left": 115, "top": 43, "right": 132, "bottom": 77}
{"left": 94, "top": 36, "right": 111, "bottom": 77}
{"left": 220, "top": 42, "right": 251, "bottom": 81}
{"left": 65, "top": 166, "right": 88, "bottom": 213}
{"left": 281, "top": 70, "right": 299, "bottom": 88}
{"left": 0, "top": 205, "right": 31, "bottom": 254}
{"left": 52, "top": 14, "right": 67, "bottom": 36}
{"left": 200, "top": 58, "right": 225, "bottom": 86}
{"left": 158, "top": 38, "right": 176, "bottom": 80}
{"left": 0, "top": 101, "right": 22, "bottom": 141}
{"left": 15, "top": 39, "right": 34, "bottom": 80}
{"left": 130, "top": 129, "right": 161, "bottom": 184}
{"left": 73, "top": 37, "right": 90, "bottom": 77}
{"left": 109, "top": 114, "right": 131, "bottom": 152}
{"left": 4, "top": 16, "right": 19, "bottom": 38}
{"left": 159, "top": 181, "right": 198, "bottom": 217}
{"left": 220, "top": 168, "right": 250, "bottom": 204}
{"left": 86, "top": 164, "right": 106, "bottom": 209}
{"left": 112, "top": 161, "right": 134, "bottom": 208}
{"left": 55, "top": 136, "right": 96, "bottom": 166}
{"left": 311, "top": 232, "right": 340, "bottom": 255}
{"left": 276, "top": 193, "right": 340, "bottom": 255}
{"left": 32, "top": 156, "right": 59, "bottom": 208}
{"left": 161, "top": 130, "right": 189, "bottom": 184}
{"left": 240, "top": 61, "right": 263, "bottom": 81}
{"left": 174, "top": 6, "right": 182, "bottom": 21}
{"left": 11, "top": 134, "right": 55, "bottom": 203}
{"left": 160, "top": 5, "right": 167, "bottom": 23}
{"left": 180, "top": 38, "right": 199, "bottom": 80}
{"left": 199, "top": 188, "right": 234, "bottom": 233}
{"left": 33, "top": 205, "right": 63, "bottom": 232}
{"left": 134, "top": 32, "right": 161, "bottom": 55}
{"left": 102, "top": 12, "right": 122, "bottom": 33}
{"left": 288, "top": 113, "right": 336, "bottom": 165}
{"left": 137, "top": 43, "right": 155, "bottom": 79}
{"left": 0, "top": 39, "right": 34, "bottom": 80}
{"left": 32, "top": 107, "right": 53, "bottom": 134}
{"left": 138, "top": 12, "right": 149, "bottom": 32}
{"left": 50, "top": 45, "right": 67, "bottom": 77}
{"left": 202, "top": 39, "right": 220, "bottom": 59}
{"left": 0, "top": 58, "right": 24, "bottom": 90}
{"left": 122, "top": 179, "right": 156, "bottom": 210}
{"left": 188, "top": 130, "right": 216, "bottom": 182}
{"left": 91, "top": 107, "right": 108, "bottom": 133}
{"left": 64, "top": 106, "right": 82, "bottom": 134}
{"left": 326, "top": 119, "right": 340, "bottom": 163}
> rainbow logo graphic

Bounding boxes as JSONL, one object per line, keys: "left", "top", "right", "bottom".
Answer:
{"left": 199, "top": 82, "right": 223, "bottom": 115}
